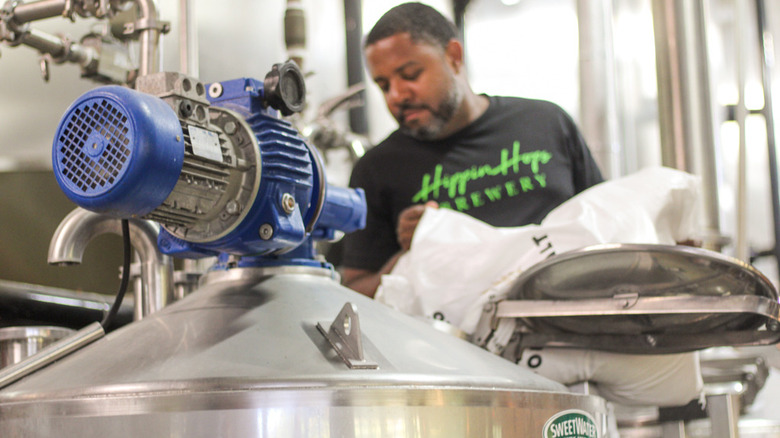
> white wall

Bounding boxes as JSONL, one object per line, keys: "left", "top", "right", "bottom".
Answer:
{"left": 465, "top": 0, "right": 580, "bottom": 119}
{"left": 0, "top": 16, "right": 97, "bottom": 168}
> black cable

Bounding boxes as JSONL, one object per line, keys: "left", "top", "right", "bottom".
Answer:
{"left": 100, "top": 219, "right": 131, "bottom": 331}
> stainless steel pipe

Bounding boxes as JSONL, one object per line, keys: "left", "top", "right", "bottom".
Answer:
{"left": 48, "top": 207, "right": 173, "bottom": 320}
{"left": 135, "top": 0, "right": 162, "bottom": 77}
{"left": 577, "top": 0, "right": 621, "bottom": 179}
{"left": 178, "top": 0, "right": 198, "bottom": 76}
{"left": 20, "top": 28, "right": 95, "bottom": 65}
{"left": 8, "top": 0, "right": 67, "bottom": 24}
{"left": 651, "top": 0, "right": 725, "bottom": 250}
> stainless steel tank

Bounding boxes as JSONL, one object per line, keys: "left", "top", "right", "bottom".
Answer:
{"left": 0, "top": 326, "right": 74, "bottom": 368}
{"left": 0, "top": 266, "right": 608, "bottom": 437}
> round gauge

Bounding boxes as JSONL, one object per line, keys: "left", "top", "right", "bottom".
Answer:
{"left": 263, "top": 60, "right": 306, "bottom": 116}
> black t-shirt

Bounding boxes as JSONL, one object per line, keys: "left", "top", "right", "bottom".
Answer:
{"left": 341, "top": 95, "right": 604, "bottom": 271}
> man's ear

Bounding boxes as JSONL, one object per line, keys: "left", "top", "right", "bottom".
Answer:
{"left": 445, "top": 39, "right": 464, "bottom": 73}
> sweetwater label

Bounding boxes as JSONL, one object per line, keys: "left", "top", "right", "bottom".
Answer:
{"left": 543, "top": 409, "right": 599, "bottom": 438}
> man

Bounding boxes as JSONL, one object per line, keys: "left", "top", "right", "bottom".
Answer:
{"left": 340, "top": 2, "right": 603, "bottom": 297}
{"left": 337, "top": 4, "right": 703, "bottom": 409}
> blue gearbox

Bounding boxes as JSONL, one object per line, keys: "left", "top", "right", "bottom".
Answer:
{"left": 52, "top": 62, "right": 365, "bottom": 266}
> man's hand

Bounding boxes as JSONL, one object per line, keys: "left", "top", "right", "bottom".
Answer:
{"left": 397, "top": 201, "right": 438, "bottom": 251}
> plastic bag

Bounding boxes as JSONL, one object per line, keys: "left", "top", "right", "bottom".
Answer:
{"left": 377, "top": 165, "right": 702, "bottom": 333}
{"left": 375, "top": 166, "right": 705, "bottom": 407}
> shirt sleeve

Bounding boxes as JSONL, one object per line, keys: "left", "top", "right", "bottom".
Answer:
{"left": 558, "top": 107, "right": 605, "bottom": 193}
{"left": 338, "top": 155, "right": 401, "bottom": 271}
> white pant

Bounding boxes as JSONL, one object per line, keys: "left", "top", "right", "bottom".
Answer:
{"left": 517, "top": 348, "right": 703, "bottom": 407}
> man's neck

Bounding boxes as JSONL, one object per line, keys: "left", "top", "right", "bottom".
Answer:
{"left": 464, "top": 92, "right": 490, "bottom": 124}
{"left": 435, "top": 92, "right": 489, "bottom": 139}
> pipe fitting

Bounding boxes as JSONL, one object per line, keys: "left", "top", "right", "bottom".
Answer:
{"left": 132, "top": 0, "right": 167, "bottom": 77}
{"left": 48, "top": 207, "right": 173, "bottom": 319}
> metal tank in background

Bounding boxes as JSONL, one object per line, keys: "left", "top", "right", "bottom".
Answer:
{"left": 0, "top": 62, "right": 610, "bottom": 437}
{"left": 0, "top": 326, "right": 74, "bottom": 368}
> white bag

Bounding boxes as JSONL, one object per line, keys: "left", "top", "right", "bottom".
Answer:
{"left": 375, "top": 166, "right": 705, "bottom": 407}
{"left": 377, "top": 165, "right": 702, "bottom": 333}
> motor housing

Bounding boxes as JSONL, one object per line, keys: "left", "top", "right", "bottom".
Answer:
{"left": 52, "top": 64, "right": 365, "bottom": 264}
{"left": 53, "top": 85, "right": 185, "bottom": 218}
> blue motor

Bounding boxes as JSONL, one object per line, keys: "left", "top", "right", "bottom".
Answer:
{"left": 52, "top": 62, "right": 365, "bottom": 266}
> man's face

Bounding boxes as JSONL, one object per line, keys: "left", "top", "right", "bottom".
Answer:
{"left": 365, "top": 33, "right": 462, "bottom": 140}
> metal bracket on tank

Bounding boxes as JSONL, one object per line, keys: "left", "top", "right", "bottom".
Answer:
{"left": 316, "top": 302, "right": 378, "bottom": 369}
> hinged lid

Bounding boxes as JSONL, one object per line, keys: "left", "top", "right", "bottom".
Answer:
{"left": 497, "top": 244, "right": 780, "bottom": 353}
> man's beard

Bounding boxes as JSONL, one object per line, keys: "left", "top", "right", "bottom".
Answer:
{"left": 399, "top": 85, "right": 462, "bottom": 140}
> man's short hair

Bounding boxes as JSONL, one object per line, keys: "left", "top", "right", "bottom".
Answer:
{"left": 365, "top": 2, "right": 459, "bottom": 50}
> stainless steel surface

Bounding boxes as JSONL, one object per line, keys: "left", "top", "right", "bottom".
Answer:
{"left": 316, "top": 302, "right": 378, "bottom": 369}
{"left": 0, "top": 322, "right": 103, "bottom": 388}
{"left": 17, "top": 27, "right": 68, "bottom": 53}
{"left": 4, "top": 268, "right": 568, "bottom": 392}
{"left": 620, "top": 418, "right": 780, "bottom": 438}
{"left": 700, "top": 348, "right": 770, "bottom": 410}
{"left": 1, "top": 0, "right": 98, "bottom": 70}
{"left": 707, "top": 393, "right": 741, "bottom": 438}
{"left": 199, "top": 262, "right": 340, "bottom": 284}
{"left": 303, "top": 83, "right": 371, "bottom": 165}
{"left": 755, "top": 0, "right": 780, "bottom": 277}
{"left": 0, "top": 387, "right": 607, "bottom": 437}
{"left": 497, "top": 295, "right": 780, "bottom": 319}
{"left": 79, "top": 31, "right": 135, "bottom": 83}
{"left": 736, "top": 0, "right": 750, "bottom": 263}
{"left": 652, "top": 0, "right": 724, "bottom": 249}
{"left": 284, "top": 0, "right": 305, "bottom": 70}
{"left": 0, "top": 278, "right": 134, "bottom": 328}
{"left": 1, "top": 0, "right": 160, "bottom": 82}
{"left": 177, "top": 0, "right": 197, "bottom": 76}
{"left": 496, "top": 244, "right": 780, "bottom": 353}
{"left": 0, "top": 267, "right": 609, "bottom": 437}
{"left": 688, "top": 419, "right": 780, "bottom": 438}
{"left": 0, "top": 325, "right": 73, "bottom": 368}
{"left": 48, "top": 207, "right": 174, "bottom": 319}
{"left": 10, "top": 0, "right": 68, "bottom": 24}
{"left": 0, "top": 280, "right": 112, "bottom": 311}
{"left": 577, "top": 0, "right": 621, "bottom": 179}
{"left": 19, "top": 28, "right": 96, "bottom": 66}
{"left": 421, "top": 317, "right": 470, "bottom": 341}
{"left": 661, "top": 421, "right": 686, "bottom": 438}
{"left": 172, "top": 268, "right": 201, "bottom": 299}
{"left": 135, "top": 0, "right": 163, "bottom": 77}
